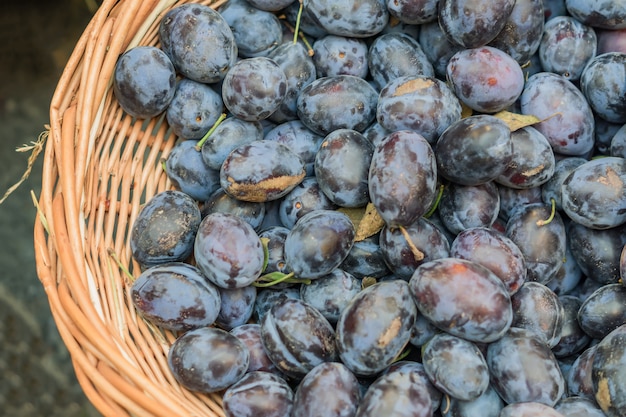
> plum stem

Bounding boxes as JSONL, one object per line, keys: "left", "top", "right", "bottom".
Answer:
{"left": 424, "top": 184, "right": 444, "bottom": 218}
{"left": 398, "top": 225, "right": 425, "bottom": 261}
{"left": 195, "top": 113, "right": 227, "bottom": 151}
{"left": 536, "top": 198, "right": 556, "bottom": 226}
{"left": 282, "top": 17, "right": 314, "bottom": 56}
{"left": 293, "top": 0, "right": 303, "bottom": 45}
{"left": 253, "top": 271, "right": 311, "bottom": 287}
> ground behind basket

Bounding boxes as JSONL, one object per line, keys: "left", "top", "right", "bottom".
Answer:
{"left": 0, "top": 0, "right": 100, "bottom": 415}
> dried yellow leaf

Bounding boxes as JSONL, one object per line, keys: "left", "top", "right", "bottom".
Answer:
{"left": 339, "top": 203, "right": 385, "bottom": 241}
{"left": 461, "top": 102, "right": 473, "bottom": 119}
{"left": 493, "top": 110, "right": 541, "bottom": 132}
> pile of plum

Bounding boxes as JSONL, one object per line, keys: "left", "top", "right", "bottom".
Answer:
{"left": 113, "top": 0, "right": 626, "bottom": 416}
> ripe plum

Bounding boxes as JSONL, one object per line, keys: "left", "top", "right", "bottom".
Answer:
{"left": 218, "top": 0, "right": 283, "bottom": 58}
{"left": 368, "top": 130, "right": 438, "bottom": 226}
{"left": 418, "top": 21, "right": 464, "bottom": 77}
{"left": 567, "top": 222, "right": 626, "bottom": 285}
{"left": 166, "top": 78, "right": 223, "bottom": 140}
{"left": 567, "top": 344, "right": 598, "bottom": 400}
{"left": 382, "top": 361, "right": 443, "bottom": 412}
{"left": 168, "top": 326, "right": 249, "bottom": 393}
{"left": 131, "top": 262, "right": 221, "bottom": 331}
{"left": 302, "top": 0, "right": 389, "bottom": 37}
{"left": 520, "top": 72, "right": 595, "bottom": 156}
{"left": 261, "top": 298, "right": 337, "bottom": 379}
{"left": 421, "top": 332, "right": 490, "bottom": 401}
{"left": 230, "top": 324, "right": 282, "bottom": 375}
{"left": 267, "top": 42, "right": 317, "bottom": 123}
{"left": 440, "top": 384, "right": 505, "bottom": 417}
{"left": 578, "top": 283, "right": 626, "bottom": 340}
{"left": 284, "top": 209, "right": 355, "bottom": 280}
{"left": 216, "top": 285, "right": 257, "bottom": 330}
{"left": 552, "top": 295, "right": 590, "bottom": 358}
{"left": 379, "top": 217, "right": 450, "bottom": 280}
{"left": 299, "top": 269, "right": 361, "bottom": 324}
{"left": 438, "top": 181, "right": 501, "bottom": 234}
{"left": 446, "top": 46, "right": 525, "bottom": 113}
{"left": 487, "top": 327, "right": 565, "bottom": 406}
{"left": 555, "top": 396, "right": 607, "bottom": 417}
{"left": 541, "top": 157, "right": 587, "bottom": 211}
{"left": 510, "top": 281, "right": 565, "bottom": 348}
{"left": 113, "top": 46, "right": 176, "bottom": 119}
{"left": 354, "top": 364, "right": 432, "bottom": 417}
{"left": 221, "top": 57, "right": 287, "bottom": 122}
{"left": 496, "top": 126, "right": 556, "bottom": 189}
{"left": 539, "top": 16, "right": 597, "bottom": 81}
{"left": 376, "top": 75, "right": 461, "bottom": 143}
{"left": 202, "top": 188, "right": 266, "bottom": 232}
{"left": 314, "top": 129, "right": 374, "bottom": 208}
{"left": 194, "top": 212, "right": 265, "bottom": 289}
{"left": 165, "top": 139, "right": 221, "bottom": 202}
{"left": 565, "top": 0, "right": 626, "bottom": 30}
{"left": 292, "top": 362, "right": 361, "bottom": 417}
{"left": 580, "top": 52, "right": 626, "bottom": 124}
{"left": 505, "top": 202, "right": 567, "bottom": 284}
{"left": 130, "top": 190, "right": 201, "bottom": 268}
{"left": 488, "top": 0, "right": 544, "bottom": 65}
{"left": 312, "top": 35, "right": 369, "bottom": 78}
{"left": 598, "top": 28, "right": 626, "bottom": 54}
{"left": 409, "top": 258, "right": 513, "bottom": 343}
{"left": 296, "top": 75, "right": 378, "bottom": 136}
{"left": 561, "top": 157, "right": 626, "bottom": 229}
{"left": 435, "top": 115, "right": 513, "bottom": 186}
{"left": 499, "top": 402, "right": 565, "bottom": 417}
{"left": 200, "top": 117, "right": 263, "bottom": 170}
{"left": 386, "top": 0, "right": 438, "bottom": 24}
{"left": 368, "top": 32, "right": 434, "bottom": 89}
{"left": 264, "top": 120, "right": 323, "bottom": 177}
{"left": 253, "top": 287, "right": 300, "bottom": 324}
{"left": 451, "top": 226, "right": 527, "bottom": 296}
{"left": 222, "top": 371, "right": 293, "bottom": 417}
{"left": 336, "top": 280, "right": 416, "bottom": 376}
{"left": 220, "top": 139, "right": 306, "bottom": 203}
{"left": 439, "top": 0, "right": 516, "bottom": 48}
{"left": 340, "top": 236, "right": 391, "bottom": 280}
{"left": 159, "top": 4, "right": 237, "bottom": 83}
{"left": 592, "top": 324, "right": 626, "bottom": 417}
{"left": 278, "top": 177, "right": 337, "bottom": 229}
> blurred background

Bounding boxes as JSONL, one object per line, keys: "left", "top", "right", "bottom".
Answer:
{"left": 0, "top": 0, "right": 100, "bottom": 415}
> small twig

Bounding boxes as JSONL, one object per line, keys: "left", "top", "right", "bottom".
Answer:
{"left": 0, "top": 128, "right": 48, "bottom": 205}
{"left": 31, "top": 190, "right": 50, "bottom": 235}
{"left": 108, "top": 248, "right": 136, "bottom": 282}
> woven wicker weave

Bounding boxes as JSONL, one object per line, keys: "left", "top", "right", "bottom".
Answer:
{"left": 33, "top": 0, "right": 230, "bottom": 415}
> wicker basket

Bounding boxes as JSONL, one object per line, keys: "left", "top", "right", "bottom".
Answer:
{"left": 33, "top": 0, "right": 231, "bottom": 415}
